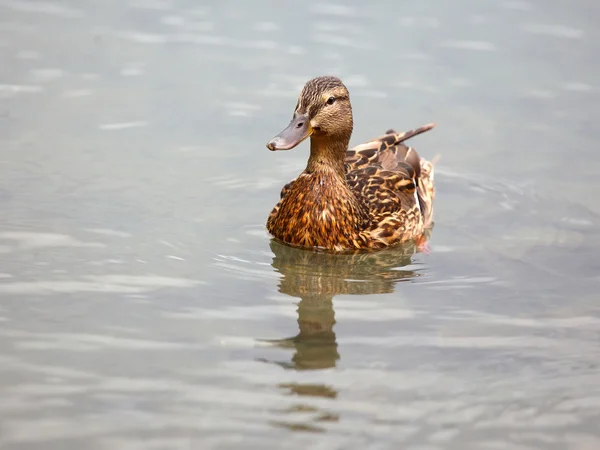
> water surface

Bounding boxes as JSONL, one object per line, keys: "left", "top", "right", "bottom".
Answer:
{"left": 1, "top": 0, "right": 600, "bottom": 449}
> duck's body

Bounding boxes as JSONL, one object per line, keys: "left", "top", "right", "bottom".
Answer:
{"left": 266, "top": 76, "right": 436, "bottom": 252}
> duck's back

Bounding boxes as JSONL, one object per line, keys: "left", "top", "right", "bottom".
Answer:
{"left": 344, "top": 124, "right": 436, "bottom": 248}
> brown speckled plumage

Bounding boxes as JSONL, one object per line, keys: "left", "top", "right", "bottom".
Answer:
{"left": 266, "top": 76, "right": 436, "bottom": 252}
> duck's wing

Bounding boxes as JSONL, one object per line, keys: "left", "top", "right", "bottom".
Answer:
{"left": 345, "top": 123, "right": 436, "bottom": 247}
{"left": 345, "top": 123, "right": 435, "bottom": 176}
{"left": 347, "top": 165, "right": 423, "bottom": 247}
{"left": 347, "top": 164, "right": 419, "bottom": 215}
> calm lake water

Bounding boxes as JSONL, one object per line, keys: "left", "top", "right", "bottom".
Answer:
{"left": 1, "top": 0, "right": 600, "bottom": 449}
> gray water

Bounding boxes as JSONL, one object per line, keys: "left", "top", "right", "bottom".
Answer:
{"left": 1, "top": 0, "right": 600, "bottom": 449}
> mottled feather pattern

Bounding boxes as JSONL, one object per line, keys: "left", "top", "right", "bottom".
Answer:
{"left": 267, "top": 167, "right": 370, "bottom": 252}
{"left": 345, "top": 123, "right": 436, "bottom": 249}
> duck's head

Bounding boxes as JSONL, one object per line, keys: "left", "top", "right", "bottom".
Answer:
{"left": 267, "top": 76, "right": 354, "bottom": 151}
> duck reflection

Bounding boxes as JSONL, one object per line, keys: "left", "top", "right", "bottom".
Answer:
{"left": 259, "top": 237, "right": 424, "bottom": 372}
{"left": 260, "top": 238, "right": 425, "bottom": 431}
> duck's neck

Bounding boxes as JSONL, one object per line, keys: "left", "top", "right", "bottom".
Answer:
{"left": 306, "top": 135, "right": 350, "bottom": 178}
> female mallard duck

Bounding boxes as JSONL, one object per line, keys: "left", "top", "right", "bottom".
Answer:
{"left": 266, "top": 76, "right": 436, "bottom": 252}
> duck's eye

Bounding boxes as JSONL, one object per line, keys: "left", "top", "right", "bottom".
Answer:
{"left": 326, "top": 96, "right": 335, "bottom": 105}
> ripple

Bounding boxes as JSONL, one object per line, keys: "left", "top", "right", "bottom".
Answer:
{"left": 115, "top": 30, "right": 281, "bottom": 50}
{"left": 0, "top": 231, "right": 104, "bottom": 250}
{"left": 29, "top": 68, "right": 64, "bottom": 82}
{"left": 223, "top": 102, "right": 262, "bottom": 117}
{"left": 447, "top": 312, "right": 600, "bottom": 330}
{"left": 116, "top": 31, "right": 170, "bottom": 44}
{"left": 439, "top": 40, "right": 497, "bottom": 51}
{"left": 334, "top": 306, "right": 416, "bottom": 321}
{"left": 213, "top": 253, "right": 279, "bottom": 281}
{"left": 563, "top": 82, "right": 594, "bottom": 92}
{"left": 309, "top": 4, "right": 357, "bottom": 17}
{"left": 3, "top": 331, "right": 200, "bottom": 351}
{"left": 14, "top": 50, "right": 41, "bottom": 60}
{"left": 0, "top": 84, "right": 44, "bottom": 95}
{"left": 397, "top": 16, "right": 440, "bottom": 28}
{"left": 0, "top": 0, "right": 83, "bottom": 18}
{"left": 207, "top": 174, "right": 281, "bottom": 191}
{"left": 160, "top": 14, "right": 185, "bottom": 27}
{"left": 0, "top": 275, "right": 203, "bottom": 294}
{"left": 252, "top": 21, "right": 279, "bottom": 32}
{"left": 62, "top": 89, "right": 93, "bottom": 97}
{"left": 502, "top": 1, "right": 534, "bottom": 11}
{"left": 522, "top": 23, "right": 584, "bottom": 39}
{"left": 120, "top": 62, "right": 145, "bottom": 77}
{"left": 86, "top": 228, "right": 132, "bottom": 238}
{"left": 129, "top": 0, "right": 173, "bottom": 11}
{"left": 98, "top": 121, "right": 148, "bottom": 131}
{"left": 312, "top": 33, "right": 371, "bottom": 49}
{"left": 165, "top": 304, "right": 292, "bottom": 321}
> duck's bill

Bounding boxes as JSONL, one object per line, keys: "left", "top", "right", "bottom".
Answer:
{"left": 266, "top": 115, "right": 312, "bottom": 151}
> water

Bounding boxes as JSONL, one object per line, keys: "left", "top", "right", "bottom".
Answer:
{"left": 1, "top": 0, "right": 599, "bottom": 448}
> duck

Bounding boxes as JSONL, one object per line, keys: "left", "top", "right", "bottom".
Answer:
{"left": 265, "top": 76, "right": 436, "bottom": 252}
